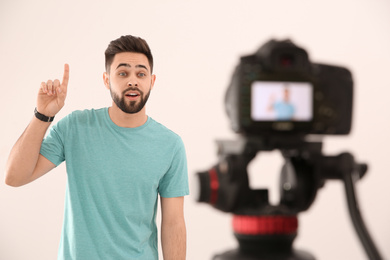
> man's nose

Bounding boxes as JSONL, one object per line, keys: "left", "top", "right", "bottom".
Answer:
{"left": 127, "top": 81, "right": 138, "bottom": 87}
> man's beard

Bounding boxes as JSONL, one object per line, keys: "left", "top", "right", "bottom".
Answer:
{"left": 109, "top": 85, "right": 151, "bottom": 114}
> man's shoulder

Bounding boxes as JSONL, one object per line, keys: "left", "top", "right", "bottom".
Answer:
{"left": 147, "top": 118, "right": 184, "bottom": 148}
{"left": 61, "top": 107, "right": 106, "bottom": 122}
{"left": 56, "top": 108, "right": 107, "bottom": 129}
{"left": 69, "top": 107, "right": 106, "bottom": 117}
{"left": 149, "top": 117, "right": 180, "bottom": 137}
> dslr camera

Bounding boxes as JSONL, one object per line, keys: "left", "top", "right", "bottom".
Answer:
{"left": 225, "top": 39, "right": 353, "bottom": 143}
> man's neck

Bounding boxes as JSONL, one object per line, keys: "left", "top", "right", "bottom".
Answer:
{"left": 108, "top": 105, "right": 148, "bottom": 128}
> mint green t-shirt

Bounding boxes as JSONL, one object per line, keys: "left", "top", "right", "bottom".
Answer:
{"left": 40, "top": 108, "right": 189, "bottom": 260}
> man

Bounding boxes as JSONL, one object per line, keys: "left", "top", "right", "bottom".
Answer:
{"left": 5, "top": 35, "right": 189, "bottom": 260}
{"left": 268, "top": 86, "right": 295, "bottom": 121}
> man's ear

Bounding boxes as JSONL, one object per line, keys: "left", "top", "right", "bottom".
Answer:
{"left": 103, "top": 72, "right": 110, "bottom": 90}
{"left": 151, "top": 74, "right": 156, "bottom": 90}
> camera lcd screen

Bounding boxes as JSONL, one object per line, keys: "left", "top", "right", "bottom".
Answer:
{"left": 251, "top": 81, "right": 313, "bottom": 122}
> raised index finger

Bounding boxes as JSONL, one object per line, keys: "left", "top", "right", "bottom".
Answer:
{"left": 62, "top": 64, "right": 70, "bottom": 87}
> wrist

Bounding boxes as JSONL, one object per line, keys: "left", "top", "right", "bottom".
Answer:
{"left": 34, "top": 108, "right": 55, "bottom": 122}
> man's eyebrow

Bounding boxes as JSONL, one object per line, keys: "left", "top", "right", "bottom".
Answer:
{"left": 116, "top": 63, "right": 131, "bottom": 70}
{"left": 116, "top": 63, "right": 149, "bottom": 71}
{"left": 136, "top": 64, "right": 149, "bottom": 71}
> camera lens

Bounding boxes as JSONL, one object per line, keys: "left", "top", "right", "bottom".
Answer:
{"left": 195, "top": 171, "right": 212, "bottom": 203}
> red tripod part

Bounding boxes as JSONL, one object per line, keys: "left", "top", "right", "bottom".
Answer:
{"left": 233, "top": 215, "right": 298, "bottom": 235}
{"left": 208, "top": 168, "right": 220, "bottom": 205}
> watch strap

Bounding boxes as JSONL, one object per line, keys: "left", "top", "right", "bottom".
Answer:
{"left": 34, "top": 108, "right": 55, "bottom": 122}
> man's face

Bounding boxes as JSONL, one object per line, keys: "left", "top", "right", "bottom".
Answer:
{"left": 104, "top": 52, "right": 156, "bottom": 114}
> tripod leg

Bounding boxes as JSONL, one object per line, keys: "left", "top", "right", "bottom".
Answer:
{"left": 341, "top": 153, "right": 382, "bottom": 260}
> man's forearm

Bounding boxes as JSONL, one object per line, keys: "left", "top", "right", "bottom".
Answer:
{"left": 161, "top": 220, "right": 187, "bottom": 260}
{"left": 5, "top": 116, "right": 51, "bottom": 186}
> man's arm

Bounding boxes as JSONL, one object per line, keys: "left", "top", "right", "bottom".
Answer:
{"left": 5, "top": 118, "right": 56, "bottom": 186}
{"left": 267, "top": 94, "right": 276, "bottom": 112}
{"left": 160, "top": 196, "right": 186, "bottom": 260}
{"left": 5, "top": 64, "right": 69, "bottom": 187}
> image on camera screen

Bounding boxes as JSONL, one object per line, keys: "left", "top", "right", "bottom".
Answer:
{"left": 251, "top": 81, "right": 313, "bottom": 122}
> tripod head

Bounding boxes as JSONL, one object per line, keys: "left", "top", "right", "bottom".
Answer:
{"left": 198, "top": 136, "right": 366, "bottom": 213}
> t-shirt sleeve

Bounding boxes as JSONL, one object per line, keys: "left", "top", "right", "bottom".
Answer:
{"left": 40, "top": 119, "right": 66, "bottom": 167}
{"left": 158, "top": 137, "right": 189, "bottom": 198}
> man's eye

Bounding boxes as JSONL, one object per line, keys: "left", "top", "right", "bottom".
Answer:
{"left": 138, "top": 73, "right": 146, "bottom": 77}
{"left": 119, "top": 72, "right": 127, "bottom": 76}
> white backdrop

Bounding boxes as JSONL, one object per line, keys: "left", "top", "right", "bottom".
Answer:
{"left": 1, "top": 0, "right": 389, "bottom": 259}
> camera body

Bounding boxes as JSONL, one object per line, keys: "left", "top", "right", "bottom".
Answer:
{"left": 225, "top": 39, "right": 353, "bottom": 139}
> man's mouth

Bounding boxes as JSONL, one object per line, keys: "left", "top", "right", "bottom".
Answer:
{"left": 125, "top": 92, "right": 140, "bottom": 100}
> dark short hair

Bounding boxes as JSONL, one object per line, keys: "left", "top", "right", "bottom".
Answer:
{"left": 105, "top": 35, "right": 154, "bottom": 73}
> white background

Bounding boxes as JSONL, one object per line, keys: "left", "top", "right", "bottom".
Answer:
{"left": 1, "top": 0, "right": 389, "bottom": 259}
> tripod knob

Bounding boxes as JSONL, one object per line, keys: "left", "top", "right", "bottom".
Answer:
{"left": 233, "top": 215, "right": 298, "bottom": 235}
{"left": 228, "top": 214, "right": 307, "bottom": 258}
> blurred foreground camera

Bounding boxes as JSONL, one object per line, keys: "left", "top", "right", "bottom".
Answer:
{"left": 196, "top": 39, "right": 382, "bottom": 260}
{"left": 225, "top": 39, "right": 352, "bottom": 142}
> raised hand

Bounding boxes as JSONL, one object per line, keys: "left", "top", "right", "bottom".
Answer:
{"left": 37, "top": 64, "right": 69, "bottom": 117}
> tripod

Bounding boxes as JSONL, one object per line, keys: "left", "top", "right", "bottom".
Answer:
{"left": 198, "top": 137, "right": 382, "bottom": 260}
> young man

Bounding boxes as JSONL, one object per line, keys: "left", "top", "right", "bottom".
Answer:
{"left": 5, "top": 35, "right": 189, "bottom": 260}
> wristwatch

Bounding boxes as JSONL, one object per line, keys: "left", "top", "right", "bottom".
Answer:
{"left": 34, "top": 108, "right": 55, "bottom": 122}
